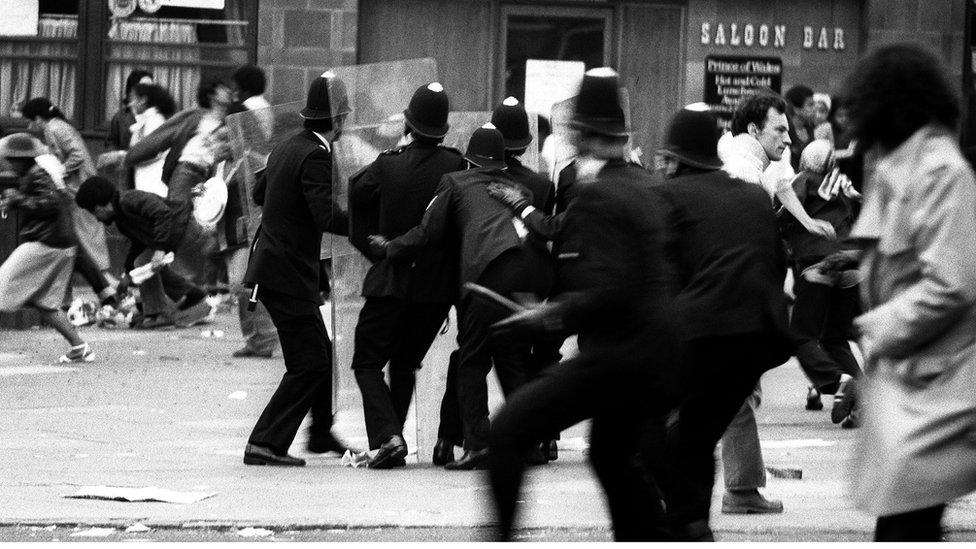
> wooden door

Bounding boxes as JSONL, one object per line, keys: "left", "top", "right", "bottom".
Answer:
{"left": 358, "top": 0, "right": 494, "bottom": 111}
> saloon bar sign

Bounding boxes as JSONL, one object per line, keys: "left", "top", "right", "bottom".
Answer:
{"left": 701, "top": 22, "right": 846, "bottom": 51}
{"left": 703, "top": 55, "right": 782, "bottom": 128}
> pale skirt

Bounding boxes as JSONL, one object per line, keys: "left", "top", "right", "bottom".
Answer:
{"left": 0, "top": 242, "right": 76, "bottom": 312}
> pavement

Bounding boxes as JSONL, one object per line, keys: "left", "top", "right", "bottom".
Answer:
{"left": 2, "top": 300, "right": 976, "bottom": 542}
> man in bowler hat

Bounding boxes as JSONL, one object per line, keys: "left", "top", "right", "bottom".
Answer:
{"left": 371, "top": 124, "right": 554, "bottom": 471}
{"left": 650, "top": 105, "right": 793, "bottom": 539}
{"left": 242, "top": 72, "right": 351, "bottom": 466}
{"left": 486, "top": 68, "right": 679, "bottom": 541}
{"left": 348, "top": 82, "right": 467, "bottom": 469}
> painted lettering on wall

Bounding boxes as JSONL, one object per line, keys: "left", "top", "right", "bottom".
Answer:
{"left": 701, "top": 22, "right": 846, "bottom": 51}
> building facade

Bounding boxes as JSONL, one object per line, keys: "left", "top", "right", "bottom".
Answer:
{"left": 0, "top": 0, "right": 970, "bottom": 155}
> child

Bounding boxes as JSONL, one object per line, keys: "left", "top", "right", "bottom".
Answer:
{"left": 0, "top": 133, "right": 94, "bottom": 363}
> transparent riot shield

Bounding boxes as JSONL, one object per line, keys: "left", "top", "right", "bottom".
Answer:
{"left": 325, "top": 59, "right": 455, "bottom": 459}
{"left": 225, "top": 101, "right": 306, "bottom": 242}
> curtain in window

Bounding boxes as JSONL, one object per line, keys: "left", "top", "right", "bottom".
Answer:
{"left": 105, "top": 19, "right": 199, "bottom": 123}
{"left": 0, "top": 16, "right": 78, "bottom": 119}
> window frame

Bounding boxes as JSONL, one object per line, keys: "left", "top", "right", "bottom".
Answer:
{"left": 0, "top": 0, "right": 258, "bottom": 138}
{"left": 496, "top": 3, "right": 614, "bottom": 106}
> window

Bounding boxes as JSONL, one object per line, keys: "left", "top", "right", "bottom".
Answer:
{"left": 0, "top": 1, "right": 79, "bottom": 120}
{"left": 499, "top": 5, "right": 612, "bottom": 103}
{"left": 0, "top": 0, "right": 256, "bottom": 134}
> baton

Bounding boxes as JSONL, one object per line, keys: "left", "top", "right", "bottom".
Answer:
{"left": 463, "top": 282, "right": 526, "bottom": 313}
{"left": 247, "top": 284, "right": 259, "bottom": 312}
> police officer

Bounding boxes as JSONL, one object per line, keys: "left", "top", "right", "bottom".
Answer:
{"left": 348, "top": 82, "right": 467, "bottom": 469}
{"left": 372, "top": 124, "right": 554, "bottom": 471}
{"left": 242, "top": 72, "right": 351, "bottom": 466}
{"left": 489, "top": 97, "right": 560, "bottom": 463}
{"left": 486, "top": 68, "right": 679, "bottom": 540}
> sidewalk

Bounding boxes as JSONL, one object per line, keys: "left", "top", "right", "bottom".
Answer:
{"left": 1, "top": 309, "right": 974, "bottom": 541}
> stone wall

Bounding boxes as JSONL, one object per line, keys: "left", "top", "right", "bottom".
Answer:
{"left": 865, "top": 0, "right": 967, "bottom": 98}
{"left": 257, "top": 0, "right": 359, "bottom": 105}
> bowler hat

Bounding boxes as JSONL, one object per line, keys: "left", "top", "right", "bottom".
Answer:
{"left": 404, "top": 82, "right": 450, "bottom": 139}
{"left": 464, "top": 123, "right": 506, "bottom": 170}
{"left": 0, "top": 133, "right": 45, "bottom": 159}
{"left": 300, "top": 71, "right": 351, "bottom": 120}
{"left": 570, "top": 68, "right": 629, "bottom": 137}
{"left": 658, "top": 104, "right": 723, "bottom": 170}
{"left": 491, "top": 97, "right": 532, "bottom": 150}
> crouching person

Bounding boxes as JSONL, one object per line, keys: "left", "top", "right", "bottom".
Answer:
{"left": 74, "top": 175, "right": 210, "bottom": 329}
{"left": 0, "top": 133, "right": 94, "bottom": 362}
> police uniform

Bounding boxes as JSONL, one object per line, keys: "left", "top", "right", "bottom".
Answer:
{"left": 349, "top": 139, "right": 466, "bottom": 456}
{"left": 242, "top": 74, "right": 349, "bottom": 466}
{"left": 385, "top": 125, "right": 554, "bottom": 469}
{"left": 486, "top": 69, "right": 679, "bottom": 541}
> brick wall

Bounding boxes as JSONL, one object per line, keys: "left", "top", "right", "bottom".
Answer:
{"left": 257, "top": 0, "right": 359, "bottom": 105}
{"left": 865, "top": 0, "right": 967, "bottom": 96}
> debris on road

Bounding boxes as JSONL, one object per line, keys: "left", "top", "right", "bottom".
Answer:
{"left": 341, "top": 449, "right": 371, "bottom": 468}
{"left": 159, "top": 356, "right": 181, "bottom": 362}
{"left": 66, "top": 486, "right": 217, "bottom": 504}
{"left": 237, "top": 527, "right": 274, "bottom": 538}
{"left": 766, "top": 467, "right": 803, "bottom": 479}
{"left": 227, "top": 391, "right": 247, "bottom": 400}
{"left": 69, "top": 527, "right": 115, "bottom": 537}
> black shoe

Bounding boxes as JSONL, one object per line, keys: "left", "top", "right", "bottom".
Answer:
{"left": 432, "top": 438, "right": 456, "bottom": 466}
{"left": 243, "top": 443, "right": 305, "bottom": 466}
{"left": 307, "top": 432, "right": 350, "bottom": 455}
{"left": 546, "top": 439, "right": 558, "bottom": 461}
{"left": 369, "top": 434, "right": 408, "bottom": 469}
{"left": 805, "top": 385, "right": 823, "bottom": 411}
{"left": 177, "top": 288, "right": 207, "bottom": 310}
{"left": 831, "top": 377, "right": 857, "bottom": 424}
{"left": 525, "top": 444, "right": 547, "bottom": 466}
{"left": 444, "top": 448, "right": 490, "bottom": 471}
{"left": 232, "top": 347, "right": 273, "bottom": 358}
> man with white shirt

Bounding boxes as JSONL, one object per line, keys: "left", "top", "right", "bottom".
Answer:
{"left": 372, "top": 124, "right": 555, "bottom": 470}
{"left": 713, "top": 93, "right": 833, "bottom": 515}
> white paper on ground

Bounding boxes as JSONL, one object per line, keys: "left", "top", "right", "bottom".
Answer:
{"left": 69, "top": 527, "right": 116, "bottom": 537}
{"left": 237, "top": 527, "right": 274, "bottom": 537}
{"left": 760, "top": 438, "right": 837, "bottom": 449}
{"left": 66, "top": 486, "right": 217, "bottom": 504}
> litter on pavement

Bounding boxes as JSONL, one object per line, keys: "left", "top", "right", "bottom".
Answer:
{"left": 340, "top": 449, "right": 372, "bottom": 468}
{"left": 237, "top": 527, "right": 274, "bottom": 538}
{"left": 66, "top": 486, "right": 217, "bottom": 504}
{"left": 69, "top": 527, "right": 116, "bottom": 537}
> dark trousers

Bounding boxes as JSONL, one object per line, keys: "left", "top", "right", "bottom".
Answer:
{"left": 875, "top": 504, "right": 946, "bottom": 542}
{"left": 247, "top": 287, "right": 333, "bottom": 455}
{"left": 791, "top": 261, "right": 862, "bottom": 393}
{"left": 73, "top": 246, "right": 108, "bottom": 295}
{"left": 437, "top": 349, "right": 463, "bottom": 446}
{"left": 489, "top": 339, "right": 673, "bottom": 541}
{"left": 457, "top": 248, "right": 552, "bottom": 451}
{"left": 351, "top": 296, "right": 450, "bottom": 449}
{"left": 654, "top": 334, "right": 772, "bottom": 529}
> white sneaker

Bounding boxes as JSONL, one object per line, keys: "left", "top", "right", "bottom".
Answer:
{"left": 59, "top": 343, "right": 95, "bottom": 363}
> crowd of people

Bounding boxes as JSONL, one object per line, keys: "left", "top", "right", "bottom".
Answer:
{"left": 2, "top": 40, "right": 976, "bottom": 542}
{"left": 0, "top": 63, "right": 279, "bottom": 359}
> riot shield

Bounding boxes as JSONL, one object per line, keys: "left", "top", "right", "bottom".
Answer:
{"left": 325, "top": 59, "right": 457, "bottom": 460}
{"left": 224, "top": 101, "right": 305, "bottom": 242}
